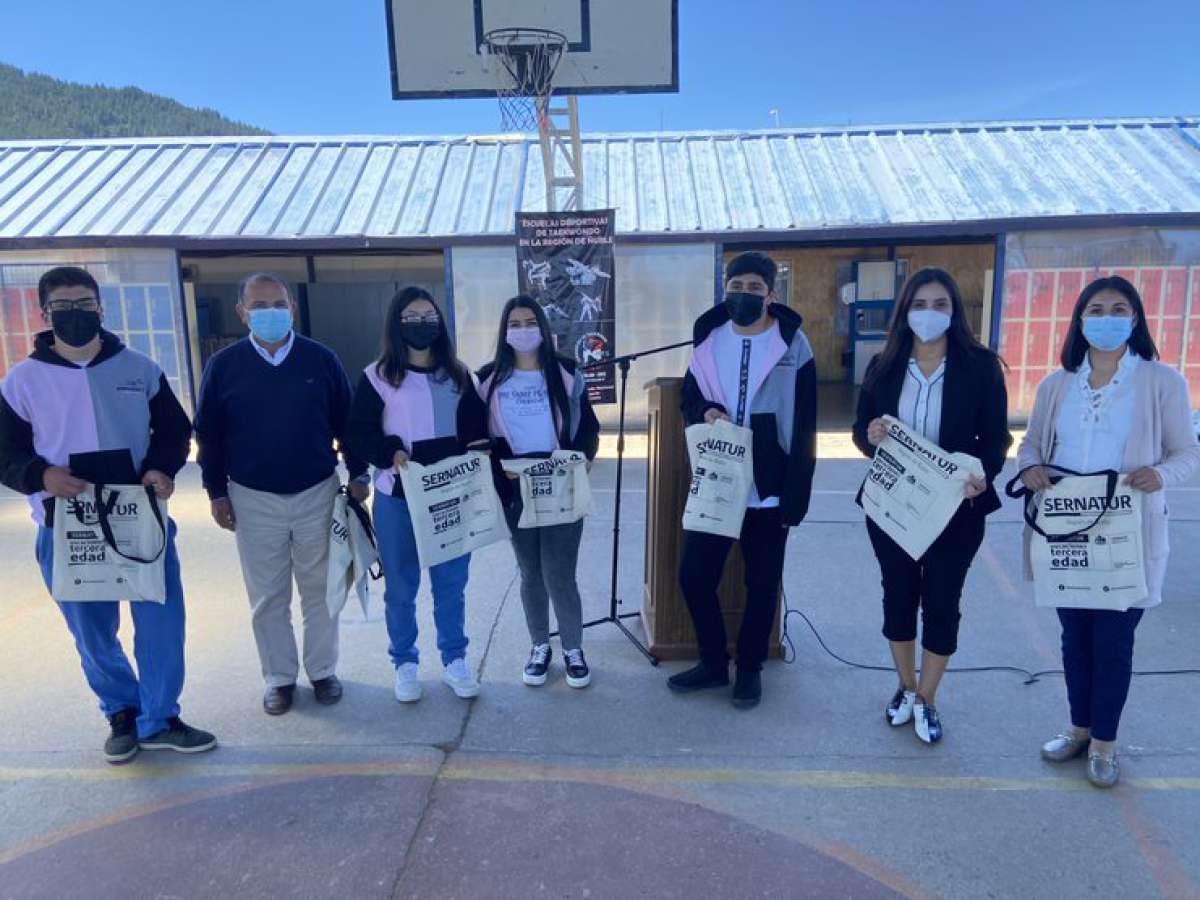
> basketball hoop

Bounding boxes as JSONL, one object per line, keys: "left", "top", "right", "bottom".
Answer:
{"left": 481, "top": 27, "right": 567, "bottom": 132}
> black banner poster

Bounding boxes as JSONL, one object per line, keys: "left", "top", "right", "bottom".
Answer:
{"left": 515, "top": 209, "right": 616, "bottom": 404}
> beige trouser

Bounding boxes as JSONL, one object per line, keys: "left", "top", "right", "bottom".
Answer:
{"left": 228, "top": 474, "right": 340, "bottom": 688}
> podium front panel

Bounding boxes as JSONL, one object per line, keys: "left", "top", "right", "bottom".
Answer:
{"left": 641, "top": 377, "right": 782, "bottom": 660}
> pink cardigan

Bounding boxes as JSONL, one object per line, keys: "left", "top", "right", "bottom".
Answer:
{"left": 1016, "top": 359, "right": 1200, "bottom": 608}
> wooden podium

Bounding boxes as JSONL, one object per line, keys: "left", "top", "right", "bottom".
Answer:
{"left": 641, "top": 378, "right": 783, "bottom": 660}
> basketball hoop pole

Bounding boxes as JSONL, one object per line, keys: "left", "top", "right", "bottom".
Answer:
{"left": 537, "top": 95, "right": 584, "bottom": 212}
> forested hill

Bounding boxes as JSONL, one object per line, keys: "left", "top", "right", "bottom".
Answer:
{"left": 0, "top": 62, "right": 269, "bottom": 139}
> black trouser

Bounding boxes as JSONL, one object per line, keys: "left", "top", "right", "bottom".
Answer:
{"left": 1057, "top": 606, "right": 1144, "bottom": 742}
{"left": 865, "top": 505, "right": 986, "bottom": 657}
{"left": 678, "top": 507, "right": 789, "bottom": 672}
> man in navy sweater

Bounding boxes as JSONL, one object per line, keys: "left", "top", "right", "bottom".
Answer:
{"left": 194, "top": 272, "right": 368, "bottom": 716}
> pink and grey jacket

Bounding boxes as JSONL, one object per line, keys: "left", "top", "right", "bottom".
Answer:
{"left": 0, "top": 330, "right": 192, "bottom": 525}
{"left": 476, "top": 357, "right": 600, "bottom": 505}
{"left": 681, "top": 302, "right": 817, "bottom": 525}
{"left": 345, "top": 362, "right": 488, "bottom": 498}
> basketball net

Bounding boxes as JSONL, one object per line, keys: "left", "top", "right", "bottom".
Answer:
{"left": 482, "top": 28, "right": 566, "bottom": 132}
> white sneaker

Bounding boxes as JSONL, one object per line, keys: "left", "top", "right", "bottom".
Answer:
{"left": 913, "top": 700, "right": 943, "bottom": 744}
{"left": 442, "top": 658, "right": 481, "bottom": 699}
{"left": 393, "top": 662, "right": 422, "bottom": 703}
{"left": 885, "top": 687, "right": 916, "bottom": 727}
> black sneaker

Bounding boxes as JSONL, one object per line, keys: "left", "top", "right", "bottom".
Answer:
{"left": 139, "top": 717, "right": 218, "bottom": 754}
{"left": 563, "top": 648, "right": 591, "bottom": 689}
{"left": 667, "top": 662, "right": 729, "bottom": 693}
{"left": 731, "top": 668, "right": 762, "bottom": 709}
{"left": 104, "top": 708, "right": 139, "bottom": 764}
{"left": 523, "top": 643, "right": 552, "bottom": 686}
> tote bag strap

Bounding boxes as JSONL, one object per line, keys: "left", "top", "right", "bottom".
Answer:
{"left": 93, "top": 484, "right": 167, "bottom": 565}
{"left": 1003, "top": 465, "right": 1120, "bottom": 540}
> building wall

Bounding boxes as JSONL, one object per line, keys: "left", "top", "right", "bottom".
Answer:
{"left": 999, "top": 227, "right": 1200, "bottom": 416}
{"left": 728, "top": 243, "right": 995, "bottom": 383}
{"left": 453, "top": 242, "right": 716, "bottom": 426}
{"left": 0, "top": 247, "right": 191, "bottom": 411}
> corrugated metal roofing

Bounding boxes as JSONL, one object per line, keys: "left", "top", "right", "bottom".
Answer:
{"left": 1, "top": 116, "right": 1198, "bottom": 243}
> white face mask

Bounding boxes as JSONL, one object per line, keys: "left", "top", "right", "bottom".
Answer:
{"left": 908, "top": 309, "right": 951, "bottom": 343}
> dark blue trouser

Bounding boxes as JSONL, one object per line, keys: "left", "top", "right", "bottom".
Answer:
{"left": 37, "top": 521, "right": 186, "bottom": 739}
{"left": 1057, "top": 607, "right": 1144, "bottom": 743}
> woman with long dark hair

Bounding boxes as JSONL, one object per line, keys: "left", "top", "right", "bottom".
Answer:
{"left": 852, "top": 267, "right": 1011, "bottom": 744}
{"left": 1018, "top": 275, "right": 1199, "bottom": 787}
{"left": 478, "top": 296, "right": 600, "bottom": 688}
{"left": 346, "top": 286, "right": 489, "bottom": 704}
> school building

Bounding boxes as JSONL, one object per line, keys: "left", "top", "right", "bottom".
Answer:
{"left": 1, "top": 115, "right": 1198, "bottom": 423}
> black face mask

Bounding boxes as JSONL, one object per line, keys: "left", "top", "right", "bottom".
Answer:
{"left": 51, "top": 309, "right": 101, "bottom": 348}
{"left": 398, "top": 321, "right": 440, "bottom": 351}
{"left": 725, "top": 291, "right": 765, "bottom": 327}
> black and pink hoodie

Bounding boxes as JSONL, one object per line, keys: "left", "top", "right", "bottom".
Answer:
{"left": 345, "top": 362, "right": 489, "bottom": 498}
{"left": 0, "top": 330, "right": 192, "bottom": 524}
{"left": 681, "top": 302, "right": 817, "bottom": 526}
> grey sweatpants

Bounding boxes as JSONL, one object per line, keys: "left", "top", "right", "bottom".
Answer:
{"left": 228, "top": 474, "right": 341, "bottom": 687}
{"left": 504, "top": 498, "right": 585, "bottom": 650}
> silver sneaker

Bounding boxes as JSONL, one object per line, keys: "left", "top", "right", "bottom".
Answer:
{"left": 1041, "top": 733, "right": 1090, "bottom": 763}
{"left": 1087, "top": 752, "right": 1120, "bottom": 788}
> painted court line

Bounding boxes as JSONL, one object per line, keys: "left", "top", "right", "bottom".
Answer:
{"left": 1, "top": 759, "right": 1198, "bottom": 794}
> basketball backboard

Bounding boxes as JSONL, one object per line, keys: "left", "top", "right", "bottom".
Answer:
{"left": 386, "top": 0, "right": 678, "bottom": 99}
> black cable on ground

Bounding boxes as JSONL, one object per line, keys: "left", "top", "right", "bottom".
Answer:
{"left": 779, "top": 589, "right": 1200, "bottom": 685}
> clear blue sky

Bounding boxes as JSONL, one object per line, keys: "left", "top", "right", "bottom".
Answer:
{"left": 2, "top": 0, "right": 1198, "bottom": 136}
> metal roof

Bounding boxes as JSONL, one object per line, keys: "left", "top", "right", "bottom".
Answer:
{"left": 1, "top": 116, "right": 1199, "bottom": 245}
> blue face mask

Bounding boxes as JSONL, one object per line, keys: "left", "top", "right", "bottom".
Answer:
{"left": 1081, "top": 315, "right": 1134, "bottom": 352}
{"left": 248, "top": 307, "right": 293, "bottom": 344}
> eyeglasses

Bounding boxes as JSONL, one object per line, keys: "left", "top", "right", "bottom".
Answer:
{"left": 46, "top": 298, "right": 100, "bottom": 313}
{"left": 400, "top": 315, "right": 440, "bottom": 326}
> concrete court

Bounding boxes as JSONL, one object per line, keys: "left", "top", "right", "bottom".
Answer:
{"left": 0, "top": 451, "right": 1198, "bottom": 900}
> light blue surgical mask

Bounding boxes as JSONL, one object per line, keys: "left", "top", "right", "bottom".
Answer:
{"left": 1081, "top": 315, "right": 1133, "bottom": 352}
{"left": 248, "top": 307, "right": 293, "bottom": 344}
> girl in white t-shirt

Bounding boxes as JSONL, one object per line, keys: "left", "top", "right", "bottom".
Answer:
{"left": 477, "top": 296, "right": 600, "bottom": 689}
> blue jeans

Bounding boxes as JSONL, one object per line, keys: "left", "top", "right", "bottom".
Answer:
{"left": 1057, "top": 607, "right": 1145, "bottom": 742}
{"left": 37, "top": 520, "right": 186, "bottom": 739}
{"left": 373, "top": 493, "right": 470, "bottom": 667}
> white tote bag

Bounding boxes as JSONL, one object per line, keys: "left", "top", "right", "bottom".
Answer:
{"left": 398, "top": 451, "right": 509, "bottom": 569}
{"left": 51, "top": 484, "right": 168, "bottom": 603}
{"left": 500, "top": 450, "right": 592, "bottom": 529}
{"left": 325, "top": 488, "right": 381, "bottom": 619}
{"left": 861, "top": 416, "right": 985, "bottom": 560}
{"left": 1007, "top": 468, "right": 1147, "bottom": 611}
{"left": 682, "top": 419, "right": 755, "bottom": 539}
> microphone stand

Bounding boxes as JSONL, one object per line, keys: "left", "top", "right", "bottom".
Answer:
{"left": 557, "top": 339, "right": 694, "bottom": 666}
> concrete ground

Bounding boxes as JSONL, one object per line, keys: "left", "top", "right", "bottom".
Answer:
{"left": 1, "top": 451, "right": 1199, "bottom": 900}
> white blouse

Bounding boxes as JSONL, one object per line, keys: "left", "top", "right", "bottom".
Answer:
{"left": 897, "top": 357, "right": 945, "bottom": 443}
{"left": 1051, "top": 350, "right": 1139, "bottom": 473}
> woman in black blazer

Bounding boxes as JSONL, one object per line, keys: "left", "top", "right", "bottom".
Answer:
{"left": 852, "top": 267, "right": 1011, "bottom": 744}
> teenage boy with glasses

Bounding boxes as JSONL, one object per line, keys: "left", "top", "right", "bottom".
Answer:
{"left": 0, "top": 266, "right": 216, "bottom": 763}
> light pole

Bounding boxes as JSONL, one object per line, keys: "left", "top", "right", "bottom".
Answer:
{"left": 769, "top": 108, "right": 781, "bottom": 128}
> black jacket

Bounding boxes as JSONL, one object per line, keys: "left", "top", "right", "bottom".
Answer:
{"left": 852, "top": 345, "right": 1012, "bottom": 517}
{"left": 680, "top": 303, "right": 818, "bottom": 526}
